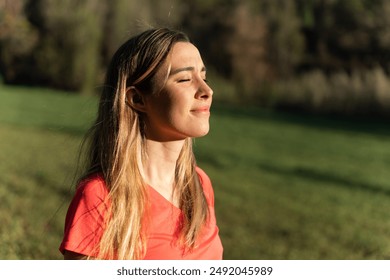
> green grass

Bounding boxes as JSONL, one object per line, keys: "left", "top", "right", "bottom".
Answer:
{"left": 196, "top": 107, "right": 390, "bottom": 259}
{"left": 1, "top": 84, "right": 390, "bottom": 259}
{"left": 0, "top": 86, "right": 97, "bottom": 259}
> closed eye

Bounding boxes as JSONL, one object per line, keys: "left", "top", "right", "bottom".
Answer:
{"left": 178, "top": 79, "right": 191, "bottom": 83}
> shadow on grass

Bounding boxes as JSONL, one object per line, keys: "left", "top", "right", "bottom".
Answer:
{"left": 38, "top": 124, "right": 89, "bottom": 137}
{"left": 257, "top": 162, "right": 390, "bottom": 198}
{"left": 0, "top": 120, "right": 89, "bottom": 137}
{"left": 197, "top": 146, "right": 390, "bottom": 198}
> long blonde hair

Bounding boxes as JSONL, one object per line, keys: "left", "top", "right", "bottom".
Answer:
{"left": 81, "top": 28, "right": 209, "bottom": 259}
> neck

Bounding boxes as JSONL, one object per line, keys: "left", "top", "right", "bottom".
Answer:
{"left": 140, "top": 139, "right": 186, "bottom": 205}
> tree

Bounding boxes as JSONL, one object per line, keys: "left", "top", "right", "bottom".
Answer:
{"left": 227, "top": 1, "right": 271, "bottom": 99}
{"left": 258, "top": 0, "right": 304, "bottom": 79}
{"left": 0, "top": 0, "right": 38, "bottom": 83}
{"left": 101, "top": 0, "right": 184, "bottom": 66}
{"left": 296, "top": 0, "right": 390, "bottom": 73}
{"left": 25, "top": 0, "right": 106, "bottom": 93}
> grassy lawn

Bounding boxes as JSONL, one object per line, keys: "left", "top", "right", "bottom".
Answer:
{"left": 1, "top": 84, "right": 390, "bottom": 259}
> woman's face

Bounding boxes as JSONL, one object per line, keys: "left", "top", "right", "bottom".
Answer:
{"left": 142, "top": 42, "right": 213, "bottom": 141}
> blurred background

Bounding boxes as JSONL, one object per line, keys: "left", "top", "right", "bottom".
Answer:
{"left": 1, "top": 0, "right": 390, "bottom": 259}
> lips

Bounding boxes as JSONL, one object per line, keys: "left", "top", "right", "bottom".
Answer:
{"left": 190, "top": 106, "right": 210, "bottom": 113}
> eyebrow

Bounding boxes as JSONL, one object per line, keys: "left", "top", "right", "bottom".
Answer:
{"left": 169, "top": 66, "right": 206, "bottom": 76}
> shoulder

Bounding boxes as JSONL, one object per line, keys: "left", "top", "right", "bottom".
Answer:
{"left": 195, "top": 166, "right": 214, "bottom": 205}
{"left": 64, "top": 173, "right": 110, "bottom": 227}
{"left": 72, "top": 173, "right": 109, "bottom": 210}
{"left": 77, "top": 173, "right": 108, "bottom": 196}
{"left": 60, "top": 173, "right": 109, "bottom": 257}
{"left": 195, "top": 166, "right": 212, "bottom": 186}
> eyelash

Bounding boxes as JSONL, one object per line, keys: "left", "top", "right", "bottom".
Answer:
{"left": 178, "top": 78, "right": 208, "bottom": 83}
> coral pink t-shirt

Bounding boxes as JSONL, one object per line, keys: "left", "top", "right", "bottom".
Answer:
{"left": 59, "top": 167, "right": 223, "bottom": 259}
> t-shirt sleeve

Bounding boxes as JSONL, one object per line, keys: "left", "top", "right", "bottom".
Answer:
{"left": 59, "top": 175, "right": 110, "bottom": 257}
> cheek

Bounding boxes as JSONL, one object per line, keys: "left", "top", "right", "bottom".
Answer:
{"left": 163, "top": 92, "right": 190, "bottom": 116}
{"left": 147, "top": 86, "right": 192, "bottom": 122}
{"left": 146, "top": 96, "right": 177, "bottom": 125}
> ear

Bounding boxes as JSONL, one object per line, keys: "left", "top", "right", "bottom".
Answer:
{"left": 125, "top": 86, "right": 147, "bottom": 112}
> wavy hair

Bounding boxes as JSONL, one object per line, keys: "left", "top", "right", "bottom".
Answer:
{"left": 80, "top": 28, "right": 209, "bottom": 259}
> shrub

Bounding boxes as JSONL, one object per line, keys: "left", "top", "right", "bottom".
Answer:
{"left": 269, "top": 67, "right": 390, "bottom": 117}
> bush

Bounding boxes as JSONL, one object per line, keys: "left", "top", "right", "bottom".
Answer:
{"left": 269, "top": 67, "right": 390, "bottom": 117}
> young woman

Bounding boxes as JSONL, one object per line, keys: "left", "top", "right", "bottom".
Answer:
{"left": 59, "top": 27, "right": 223, "bottom": 260}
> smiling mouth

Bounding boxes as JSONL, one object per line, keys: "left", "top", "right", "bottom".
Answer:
{"left": 190, "top": 106, "right": 210, "bottom": 113}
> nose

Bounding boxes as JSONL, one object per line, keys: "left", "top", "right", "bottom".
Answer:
{"left": 195, "top": 78, "right": 213, "bottom": 99}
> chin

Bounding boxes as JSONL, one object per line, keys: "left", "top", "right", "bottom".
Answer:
{"left": 193, "top": 127, "right": 210, "bottom": 138}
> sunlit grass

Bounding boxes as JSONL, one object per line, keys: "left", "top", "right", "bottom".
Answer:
{"left": 1, "top": 84, "right": 390, "bottom": 259}
{"left": 195, "top": 104, "right": 390, "bottom": 259}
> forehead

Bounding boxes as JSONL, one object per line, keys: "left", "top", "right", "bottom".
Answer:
{"left": 168, "top": 42, "right": 203, "bottom": 67}
{"left": 152, "top": 42, "right": 205, "bottom": 88}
